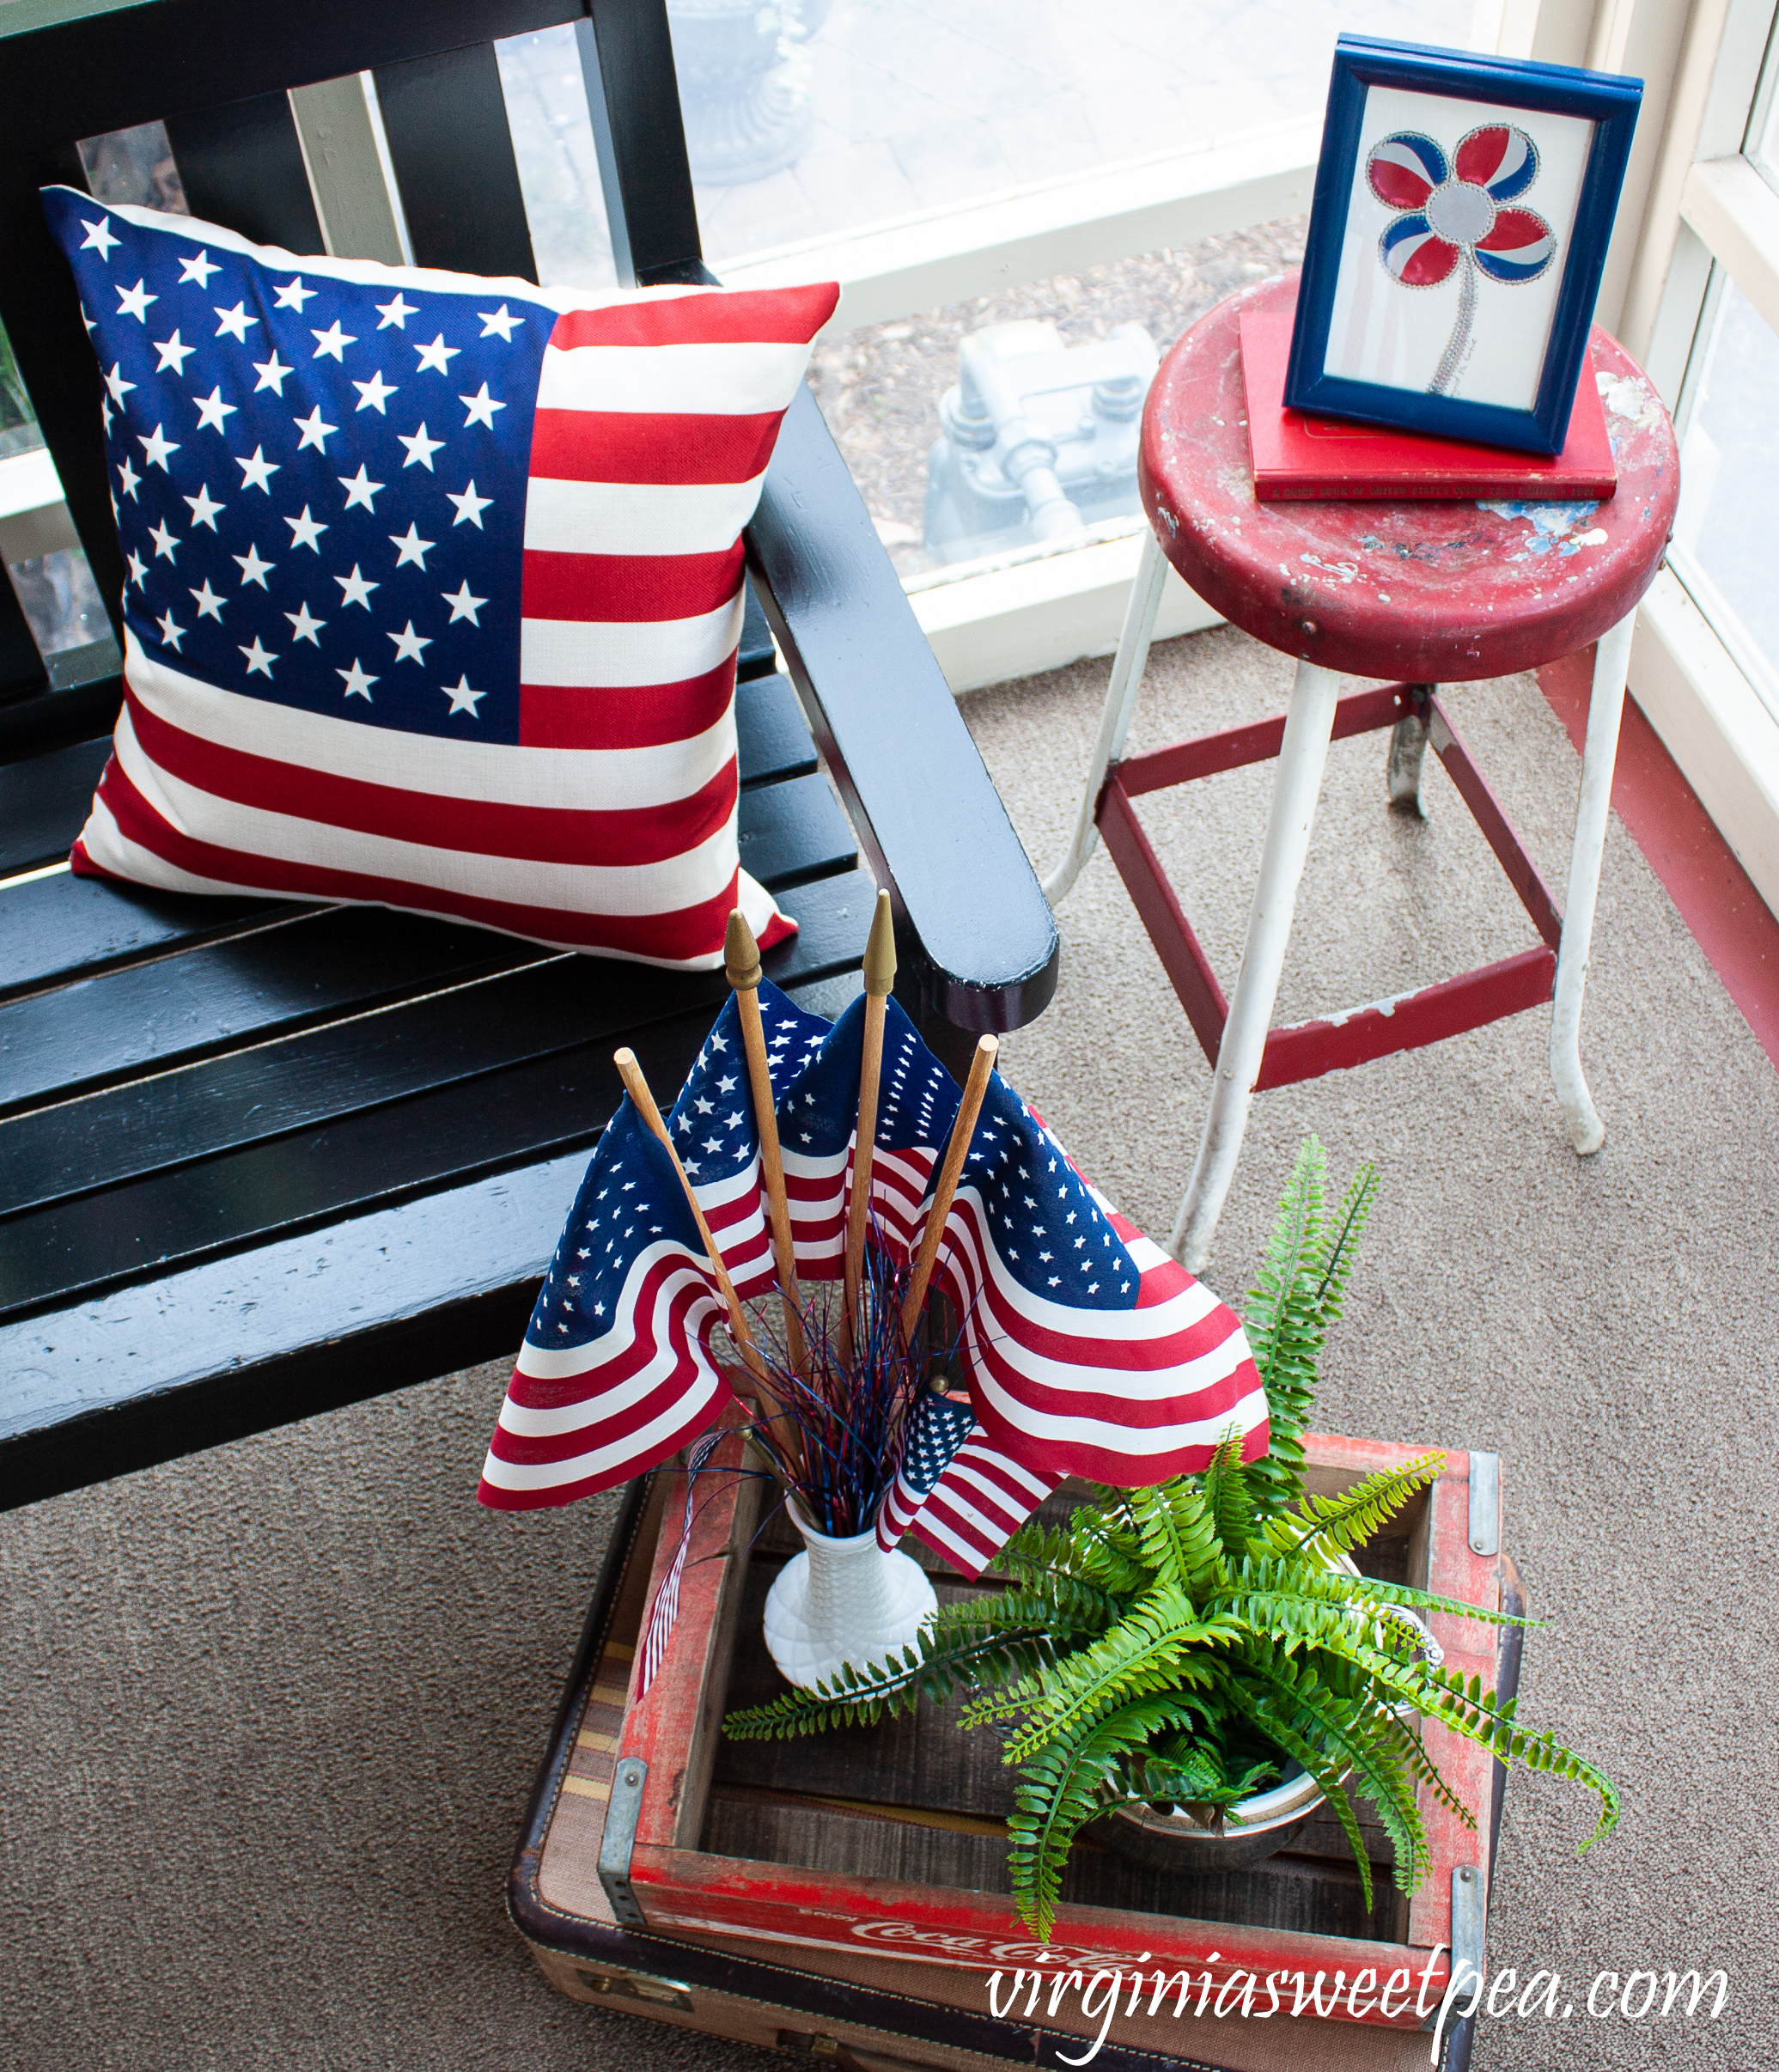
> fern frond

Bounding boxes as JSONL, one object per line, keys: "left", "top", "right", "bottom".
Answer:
{"left": 953, "top": 1574, "right": 1125, "bottom": 1642}
{"left": 1203, "top": 1429, "right": 1260, "bottom": 1557}
{"left": 1314, "top": 1161, "right": 1380, "bottom": 1322}
{"left": 1286, "top": 1453, "right": 1446, "bottom": 1560}
{"left": 996, "top": 1520, "right": 1147, "bottom": 1604}
{"left": 1126, "top": 1740, "right": 1278, "bottom": 1811}
{"left": 1396, "top": 1717, "right": 1472, "bottom": 1826}
{"left": 1006, "top": 1697, "right": 1200, "bottom": 1938}
{"left": 1240, "top": 1139, "right": 1328, "bottom": 1520}
{"left": 1128, "top": 1482, "right": 1221, "bottom": 1594}
{"left": 1219, "top": 1674, "right": 1377, "bottom": 1912}
{"left": 1231, "top": 1643, "right": 1429, "bottom": 1892}
{"left": 1002, "top": 1586, "right": 1240, "bottom": 1763}
{"left": 1214, "top": 1551, "right": 1533, "bottom": 1636}
{"left": 722, "top": 1615, "right": 1058, "bottom": 1740}
{"left": 1303, "top": 1636, "right": 1619, "bottom": 1855}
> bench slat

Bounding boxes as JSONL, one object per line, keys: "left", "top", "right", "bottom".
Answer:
{"left": 373, "top": 42, "right": 536, "bottom": 279}
{"left": 0, "top": 905, "right": 545, "bottom": 1114}
{"left": 162, "top": 90, "right": 326, "bottom": 253}
{"left": 0, "top": 873, "right": 288, "bottom": 1003}
{"left": 0, "top": 1142, "right": 589, "bottom": 1508}
{"left": 0, "top": 735, "right": 113, "bottom": 878}
{"left": 1, "top": 868, "right": 873, "bottom": 1219}
{"left": 0, "top": 900, "right": 868, "bottom": 1321}
{"left": 0, "top": 672, "right": 821, "bottom": 991}
{"left": 736, "top": 771, "right": 856, "bottom": 890}
{"left": 736, "top": 671, "right": 818, "bottom": 789}
{"left": 0, "top": 1012, "right": 699, "bottom": 1319}
{"left": 0, "top": 771, "right": 854, "bottom": 1108}
{"left": 3, "top": 990, "right": 877, "bottom": 1508}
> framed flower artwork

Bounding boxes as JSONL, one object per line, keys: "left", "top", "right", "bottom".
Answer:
{"left": 1283, "top": 35, "right": 1642, "bottom": 454}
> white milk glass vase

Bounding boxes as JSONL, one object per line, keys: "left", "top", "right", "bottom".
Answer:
{"left": 762, "top": 1502, "right": 937, "bottom": 1691}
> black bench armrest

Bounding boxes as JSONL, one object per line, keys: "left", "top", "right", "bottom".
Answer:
{"left": 748, "top": 387, "right": 1060, "bottom": 1054}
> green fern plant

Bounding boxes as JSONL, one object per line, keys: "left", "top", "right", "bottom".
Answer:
{"left": 724, "top": 1140, "right": 1618, "bottom": 1941}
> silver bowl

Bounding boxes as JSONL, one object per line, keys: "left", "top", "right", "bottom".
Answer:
{"left": 1089, "top": 1764, "right": 1329, "bottom": 1872}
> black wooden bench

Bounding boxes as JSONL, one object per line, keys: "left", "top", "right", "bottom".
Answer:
{"left": 0, "top": 0, "right": 1058, "bottom": 1510}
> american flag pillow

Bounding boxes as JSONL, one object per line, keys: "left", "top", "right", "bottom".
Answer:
{"left": 43, "top": 186, "right": 838, "bottom": 968}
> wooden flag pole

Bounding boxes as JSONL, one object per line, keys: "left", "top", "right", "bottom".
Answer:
{"left": 725, "top": 910, "right": 807, "bottom": 1379}
{"left": 899, "top": 1033, "right": 997, "bottom": 1345}
{"left": 614, "top": 1045, "right": 805, "bottom": 1478}
{"left": 841, "top": 888, "right": 895, "bottom": 1360}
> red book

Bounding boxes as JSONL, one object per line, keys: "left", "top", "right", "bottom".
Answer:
{"left": 1240, "top": 312, "right": 1617, "bottom": 502}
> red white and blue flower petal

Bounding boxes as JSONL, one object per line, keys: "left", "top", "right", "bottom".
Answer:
{"left": 1380, "top": 213, "right": 1460, "bottom": 286}
{"left": 1368, "top": 132, "right": 1448, "bottom": 210}
{"left": 1472, "top": 207, "right": 1555, "bottom": 283}
{"left": 1455, "top": 124, "right": 1539, "bottom": 202}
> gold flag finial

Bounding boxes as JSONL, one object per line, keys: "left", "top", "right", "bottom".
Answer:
{"left": 862, "top": 888, "right": 896, "bottom": 999}
{"left": 724, "top": 906, "right": 762, "bottom": 991}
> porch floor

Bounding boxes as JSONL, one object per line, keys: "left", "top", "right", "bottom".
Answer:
{"left": 4, "top": 624, "right": 1772, "bottom": 2072}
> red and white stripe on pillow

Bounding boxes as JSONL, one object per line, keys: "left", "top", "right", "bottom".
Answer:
{"left": 66, "top": 216, "right": 837, "bottom": 968}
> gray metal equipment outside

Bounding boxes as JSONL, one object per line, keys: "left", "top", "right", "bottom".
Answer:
{"left": 923, "top": 319, "right": 1158, "bottom": 564}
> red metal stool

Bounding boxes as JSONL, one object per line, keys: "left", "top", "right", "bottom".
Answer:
{"left": 1044, "top": 274, "right": 1678, "bottom": 1271}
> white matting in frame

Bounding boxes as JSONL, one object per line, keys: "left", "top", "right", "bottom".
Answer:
{"left": 1325, "top": 87, "right": 1593, "bottom": 411}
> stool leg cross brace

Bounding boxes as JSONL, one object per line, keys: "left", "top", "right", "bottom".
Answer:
{"left": 1045, "top": 556, "right": 1637, "bottom": 1271}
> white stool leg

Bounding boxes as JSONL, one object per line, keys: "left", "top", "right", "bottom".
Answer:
{"left": 1041, "top": 527, "right": 1170, "bottom": 906}
{"left": 1171, "top": 657, "right": 1343, "bottom": 1273}
{"left": 1550, "top": 610, "right": 1636, "bottom": 1156}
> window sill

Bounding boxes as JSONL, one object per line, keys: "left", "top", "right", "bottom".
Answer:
{"left": 722, "top": 119, "right": 1319, "bottom": 336}
{"left": 0, "top": 447, "right": 76, "bottom": 562}
{"left": 909, "top": 528, "right": 1218, "bottom": 695}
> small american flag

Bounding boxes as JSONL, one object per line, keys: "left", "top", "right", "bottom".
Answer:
{"left": 45, "top": 186, "right": 833, "bottom": 966}
{"left": 477, "top": 1092, "right": 733, "bottom": 1508}
{"left": 874, "top": 1387, "right": 983, "bottom": 1547}
{"left": 480, "top": 978, "right": 1267, "bottom": 1568}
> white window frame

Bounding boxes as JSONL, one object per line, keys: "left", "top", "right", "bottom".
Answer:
{"left": 1599, "top": 0, "right": 1779, "bottom": 917}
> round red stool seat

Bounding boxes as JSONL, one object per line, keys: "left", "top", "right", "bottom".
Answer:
{"left": 1138, "top": 272, "right": 1678, "bottom": 684}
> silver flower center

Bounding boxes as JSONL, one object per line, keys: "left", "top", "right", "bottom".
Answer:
{"left": 1425, "top": 181, "right": 1496, "bottom": 246}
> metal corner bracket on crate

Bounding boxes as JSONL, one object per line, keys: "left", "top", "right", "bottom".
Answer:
{"left": 1467, "top": 1453, "right": 1500, "bottom": 1557}
{"left": 598, "top": 1757, "right": 649, "bottom": 1929}
{"left": 1434, "top": 1864, "right": 1487, "bottom": 2033}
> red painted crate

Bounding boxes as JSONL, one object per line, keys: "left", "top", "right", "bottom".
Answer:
{"left": 512, "top": 1425, "right": 1519, "bottom": 2072}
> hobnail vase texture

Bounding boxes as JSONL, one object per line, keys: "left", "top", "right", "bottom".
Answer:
{"left": 763, "top": 1506, "right": 937, "bottom": 1690}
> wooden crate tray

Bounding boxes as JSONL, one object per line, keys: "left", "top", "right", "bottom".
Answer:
{"left": 592, "top": 1423, "right": 1508, "bottom": 2037}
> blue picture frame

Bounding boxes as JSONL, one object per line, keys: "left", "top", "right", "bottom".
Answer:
{"left": 1283, "top": 34, "right": 1642, "bottom": 454}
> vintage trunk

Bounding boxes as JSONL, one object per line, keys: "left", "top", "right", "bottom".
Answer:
{"left": 509, "top": 1427, "right": 1520, "bottom": 2072}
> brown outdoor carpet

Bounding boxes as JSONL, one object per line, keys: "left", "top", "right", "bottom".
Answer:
{"left": 3, "top": 623, "right": 1773, "bottom": 2072}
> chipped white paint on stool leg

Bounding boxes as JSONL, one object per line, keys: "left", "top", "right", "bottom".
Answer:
{"left": 1042, "top": 525, "right": 1170, "bottom": 906}
{"left": 1551, "top": 610, "right": 1637, "bottom": 1156}
{"left": 1172, "top": 655, "right": 1343, "bottom": 1273}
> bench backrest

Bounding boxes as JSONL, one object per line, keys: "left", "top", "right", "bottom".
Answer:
{"left": 0, "top": 0, "right": 701, "bottom": 753}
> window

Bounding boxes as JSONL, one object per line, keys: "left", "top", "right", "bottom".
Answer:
{"left": 661, "top": 0, "right": 1475, "bottom": 271}
{"left": 1670, "top": 271, "right": 1779, "bottom": 719}
{"left": 492, "top": 6, "right": 1477, "bottom": 617}
{"left": 1605, "top": 0, "right": 1779, "bottom": 914}
{"left": 1648, "top": 0, "right": 1779, "bottom": 725}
